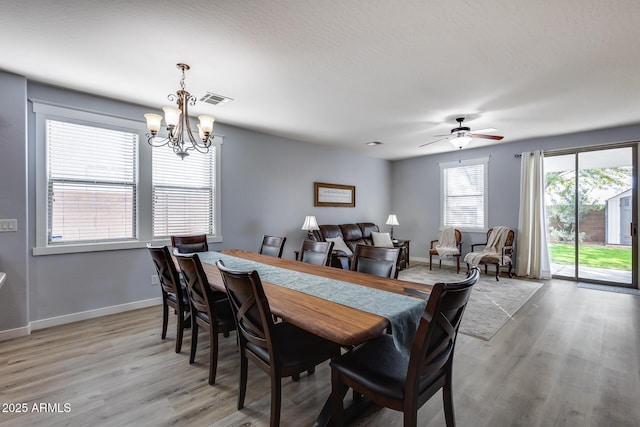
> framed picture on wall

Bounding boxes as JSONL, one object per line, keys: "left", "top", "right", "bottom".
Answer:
{"left": 314, "top": 182, "right": 355, "bottom": 207}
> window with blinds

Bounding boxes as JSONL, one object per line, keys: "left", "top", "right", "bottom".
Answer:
{"left": 152, "top": 145, "right": 215, "bottom": 238}
{"left": 440, "top": 157, "right": 489, "bottom": 231}
{"left": 46, "top": 120, "right": 138, "bottom": 244}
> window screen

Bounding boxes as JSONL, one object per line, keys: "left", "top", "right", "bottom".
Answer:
{"left": 440, "top": 157, "right": 488, "bottom": 231}
{"left": 47, "top": 120, "right": 138, "bottom": 244}
{"left": 152, "top": 144, "right": 215, "bottom": 238}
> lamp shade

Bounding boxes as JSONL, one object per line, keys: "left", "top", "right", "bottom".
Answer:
{"left": 301, "top": 215, "right": 319, "bottom": 231}
{"left": 162, "top": 106, "right": 181, "bottom": 127}
{"left": 144, "top": 113, "right": 163, "bottom": 134}
{"left": 450, "top": 133, "right": 472, "bottom": 149}
{"left": 198, "top": 115, "right": 215, "bottom": 134}
{"left": 386, "top": 214, "right": 399, "bottom": 226}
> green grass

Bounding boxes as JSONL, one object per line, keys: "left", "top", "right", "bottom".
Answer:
{"left": 549, "top": 243, "right": 632, "bottom": 270}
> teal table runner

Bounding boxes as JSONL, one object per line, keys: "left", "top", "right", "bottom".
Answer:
{"left": 199, "top": 251, "right": 427, "bottom": 358}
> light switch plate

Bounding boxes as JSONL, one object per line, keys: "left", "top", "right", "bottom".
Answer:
{"left": 0, "top": 219, "right": 17, "bottom": 232}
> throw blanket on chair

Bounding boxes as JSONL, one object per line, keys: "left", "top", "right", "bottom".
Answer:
{"left": 464, "top": 226, "right": 511, "bottom": 267}
{"left": 435, "top": 228, "right": 459, "bottom": 258}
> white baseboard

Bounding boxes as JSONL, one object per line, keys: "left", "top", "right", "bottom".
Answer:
{"left": 0, "top": 325, "right": 32, "bottom": 342}
{"left": 0, "top": 297, "right": 162, "bottom": 341}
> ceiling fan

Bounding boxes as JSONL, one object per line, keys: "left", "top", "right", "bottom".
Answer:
{"left": 419, "top": 117, "right": 504, "bottom": 149}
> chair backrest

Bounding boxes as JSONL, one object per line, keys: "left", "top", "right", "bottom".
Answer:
{"left": 216, "top": 260, "right": 276, "bottom": 359}
{"left": 175, "top": 253, "right": 219, "bottom": 322}
{"left": 350, "top": 244, "right": 401, "bottom": 278}
{"left": 357, "top": 222, "right": 379, "bottom": 246}
{"left": 147, "top": 244, "right": 184, "bottom": 299}
{"left": 318, "top": 224, "right": 343, "bottom": 241}
{"left": 339, "top": 224, "right": 366, "bottom": 253}
{"left": 259, "top": 235, "right": 286, "bottom": 258}
{"left": 299, "top": 239, "right": 334, "bottom": 266}
{"left": 486, "top": 227, "right": 515, "bottom": 250}
{"left": 171, "top": 234, "right": 209, "bottom": 254}
{"left": 405, "top": 267, "right": 480, "bottom": 397}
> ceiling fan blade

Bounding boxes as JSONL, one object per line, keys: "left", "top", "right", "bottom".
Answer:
{"left": 472, "top": 127, "right": 497, "bottom": 134}
{"left": 470, "top": 133, "right": 504, "bottom": 140}
{"left": 419, "top": 137, "right": 447, "bottom": 147}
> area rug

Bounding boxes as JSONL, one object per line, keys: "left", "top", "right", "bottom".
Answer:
{"left": 398, "top": 266, "right": 544, "bottom": 340}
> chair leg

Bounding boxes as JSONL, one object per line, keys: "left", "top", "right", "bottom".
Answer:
{"left": 270, "top": 375, "right": 282, "bottom": 427}
{"left": 190, "top": 321, "right": 198, "bottom": 364}
{"left": 208, "top": 326, "right": 218, "bottom": 385}
{"left": 175, "top": 310, "right": 184, "bottom": 353}
{"left": 331, "top": 369, "right": 349, "bottom": 427}
{"left": 508, "top": 263, "right": 513, "bottom": 278}
{"left": 292, "top": 372, "right": 300, "bottom": 381}
{"left": 456, "top": 256, "right": 460, "bottom": 274}
{"left": 404, "top": 409, "right": 418, "bottom": 427}
{"left": 495, "top": 265, "right": 500, "bottom": 281}
{"left": 443, "top": 376, "right": 456, "bottom": 427}
{"left": 429, "top": 253, "right": 433, "bottom": 270}
{"left": 238, "top": 352, "right": 248, "bottom": 409}
{"left": 307, "top": 366, "right": 315, "bottom": 376}
{"left": 439, "top": 259, "right": 442, "bottom": 269}
{"left": 161, "top": 300, "right": 169, "bottom": 340}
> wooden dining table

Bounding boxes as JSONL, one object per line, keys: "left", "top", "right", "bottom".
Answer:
{"left": 195, "top": 249, "right": 434, "bottom": 426}
{"left": 198, "top": 249, "right": 433, "bottom": 347}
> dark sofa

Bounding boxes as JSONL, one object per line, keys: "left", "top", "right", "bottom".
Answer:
{"left": 312, "top": 222, "right": 407, "bottom": 272}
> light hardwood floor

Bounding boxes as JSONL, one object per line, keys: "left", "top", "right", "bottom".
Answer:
{"left": 1, "top": 277, "right": 639, "bottom": 426}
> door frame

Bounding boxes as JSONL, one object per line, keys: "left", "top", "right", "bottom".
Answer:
{"left": 544, "top": 141, "right": 638, "bottom": 288}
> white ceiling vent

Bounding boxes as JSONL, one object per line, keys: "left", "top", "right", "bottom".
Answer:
{"left": 199, "top": 92, "right": 233, "bottom": 106}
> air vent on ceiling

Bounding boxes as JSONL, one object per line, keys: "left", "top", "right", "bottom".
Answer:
{"left": 199, "top": 92, "right": 233, "bottom": 106}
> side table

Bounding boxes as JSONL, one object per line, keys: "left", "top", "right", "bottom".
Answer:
{"left": 393, "top": 239, "right": 410, "bottom": 268}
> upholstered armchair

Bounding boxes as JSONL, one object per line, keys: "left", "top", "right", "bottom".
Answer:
{"left": 464, "top": 226, "right": 515, "bottom": 281}
{"left": 429, "top": 228, "right": 462, "bottom": 273}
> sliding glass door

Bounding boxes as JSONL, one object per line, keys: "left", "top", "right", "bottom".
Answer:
{"left": 544, "top": 145, "right": 637, "bottom": 287}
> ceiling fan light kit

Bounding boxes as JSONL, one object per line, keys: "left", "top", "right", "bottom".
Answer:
{"left": 420, "top": 117, "right": 504, "bottom": 150}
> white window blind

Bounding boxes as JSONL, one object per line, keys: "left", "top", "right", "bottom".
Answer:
{"left": 152, "top": 145, "right": 215, "bottom": 238}
{"left": 440, "top": 157, "right": 489, "bottom": 231}
{"left": 47, "top": 120, "right": 138, "bottom": 244}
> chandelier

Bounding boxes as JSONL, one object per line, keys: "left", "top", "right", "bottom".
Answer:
{"left": 144, "top": 63, "right": 215, "bottom": 159}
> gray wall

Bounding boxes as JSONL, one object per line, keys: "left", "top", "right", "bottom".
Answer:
{"left": 1, "top": 71, "right": 390, "bottom": 333}
{"left": 390, "top": 124, "right": 640, "bottom": 261}
{"left": 0, "top": 71, "right": 28, "bottom": 331}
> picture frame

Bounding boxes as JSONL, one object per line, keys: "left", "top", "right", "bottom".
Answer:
{"left": 314, "top": 182, "right": 355, "bottom": 207}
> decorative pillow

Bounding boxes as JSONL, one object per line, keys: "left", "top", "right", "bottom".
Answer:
{"left": 371, "top": 231, "right": 394, "bottom": 248}
{"left": 325, "top": 236, "right": 353, "bottom": 256}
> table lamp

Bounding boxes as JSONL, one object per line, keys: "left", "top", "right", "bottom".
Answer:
{"left": 386, "top": 214, "right": 399, "bottom": 240}
{"left": 301, "top": 215, "right": 320, "bottom": 239}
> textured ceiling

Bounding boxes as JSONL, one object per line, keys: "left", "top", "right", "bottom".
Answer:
{"left": 1, "top": 0, "right": 639, "bottom": 160}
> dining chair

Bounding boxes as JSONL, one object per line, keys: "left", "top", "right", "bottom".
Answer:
{"left": 350, "top": 244, "right": 401, "bottom": 279}
{"left": 146, "top": 245, "right": 190, "bottom": 353}
{"left": 330, "top": 267, "right": 481, "bottom": 427}
{"left": 429, "top": 228, "right": 463, "bottom": 273}
{"left": 175, "top": 253, "right": 236, "bottom": 385}
{"left": 171, "top": 234, "right": 209, "bottom": 254}
{"left": 297, "top": 239, "right": 334, "bottom": 266}
{"left": 259, "top": 235, "right": 287, "bottom": 258}
{"left": 216, "top": 260, "right": 341, "bottom": 427}
{"left": 464, "top": 226, "right": 515, "bottom": 281}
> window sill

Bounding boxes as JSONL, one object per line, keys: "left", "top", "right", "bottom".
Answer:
{"left": 32, "top": 236, "right": 223, "bottom": 256}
